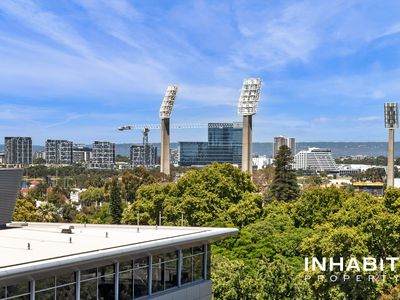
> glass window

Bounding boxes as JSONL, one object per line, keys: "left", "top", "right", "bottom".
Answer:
{"left": 98, "top": 274, "right": 115, "bottom": 300}
{"left": 80, "top": 280, "right": 96, "bottom": 300}
{"left": 81, "top": 268, "right": 97, "bottom": 281}
{"left": 151, "top": 260, "right": 164, "bottom": 293}
{"left": 0, "top": 286, "right": 5, "bottom": 299}
{"left": 6, "top": 282, "right": 30, "bottom": 297}
{"left": 56, "top": 284, "right": 75, "bottom": 300}
{"left": 119, "top": 270, "right": 132, "bottom": 300}
{"left": 165, "top": 259, "right": 178, "bottom": 289}
{"left": 134, "top": 257, "right": 148, "bottom": 268}
{"left": 181, "top": 256, "right": 192, "bottom": 284}
{"left": 134, "top": 266, "right": 148, "bottom": 298}
{"left": 193, "top": 253, "right": 204, "bottom": 281}
{"left": 56, "top": 272, "right": 75, "bottom": 286}
{"left": 98, "top": 264, "right": 114, "bottom": 277}
{"left": 36, "top": 276, "right": 55, "bottom": 291}
{"left": 119, "top": 260, "right": 133, "bottom": 272}
{"left": 35, "top": 289, "right": 55, "bottom": 300}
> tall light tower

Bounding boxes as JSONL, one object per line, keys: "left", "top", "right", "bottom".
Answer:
{"left": 384, "top": 102, "right": 398, "bottom": 187}
{"left": 238, "top": 78, "right": 262, "bottom": 175}
{"left": 159, "top": 85, "right": 178, "bottom": 175}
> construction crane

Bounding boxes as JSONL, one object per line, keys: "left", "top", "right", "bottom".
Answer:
{"left": 117, "top": 123, "right": 239, "bottom": 131}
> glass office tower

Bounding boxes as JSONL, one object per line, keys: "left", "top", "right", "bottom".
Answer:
{"left": 178, "top": 123, "right": 242, "bottom": 166}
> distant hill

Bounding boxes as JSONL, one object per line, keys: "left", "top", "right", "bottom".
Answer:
{"left": 0, "top": 142, "right": 395, "bottom": 158}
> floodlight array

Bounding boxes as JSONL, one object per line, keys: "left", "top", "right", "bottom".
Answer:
{"left": 159, "top": 85, "right": 179, "bottom": 119}
{"left": 384, "top": 102, "right": 398, "bottom": 129}
{"left": 237, "top": 78, "right": 262, "bottom": 116}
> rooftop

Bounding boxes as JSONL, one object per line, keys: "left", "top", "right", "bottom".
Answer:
{"left": 0, "top": 222, "right": 237, "bottom": 278}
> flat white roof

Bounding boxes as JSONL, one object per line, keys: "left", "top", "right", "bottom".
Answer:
{"left": 0, "top": 222, "right": 237, "bottom": 279}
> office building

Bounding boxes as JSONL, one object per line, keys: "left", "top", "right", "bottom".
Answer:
{"left": 73, "top": 144, "right": 92, "bottom": 165}
{"left": 294, "top": 148, "right": 338, "bottom": 172}
{"left": 90, "top": 141, "right": 115, "bottom": 169}
{"left": 0, "top": 153, "right": 4, "bottom": 164}
{"left": 178, "top": 142, "right": 209, "bottom": 166}
{"left": 45, "top": 140, "right": 73, "bottom": 165}
{"left": 178, "top": 123, "right": 242, "bottom": 167}
{"left": 130, "top": 144, "right": 157, "bottom": 168}
{"left": 273, "top": 136, "right": 296, "bottom": 158}
{"left": 4, "top": 137, "right": 32, "bottom": 165}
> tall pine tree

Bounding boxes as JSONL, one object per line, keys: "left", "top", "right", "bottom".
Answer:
{"left": 109, "top": 177, "right": 122, "bottom": 224}
{"left": 268, "top": 145, "right": 299, "bottom": 202}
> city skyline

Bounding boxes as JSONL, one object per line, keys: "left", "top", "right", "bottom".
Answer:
{"left": 1, "top": 1, "right": 400, "bottom": 143}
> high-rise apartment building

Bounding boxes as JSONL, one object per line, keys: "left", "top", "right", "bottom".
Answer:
{"left": 90, "top": 141, "right": 115, "bottom": 169}
{"left": 294, "top": 147, "right": 338, "bottom": 172}
{"left": 45, "top": 140, "right": 73, "bottom": 165}
{"left": 273, "top": 136, "right": 296, "bottom": 158}
{"left": 73, "top": 144, "right": 92, "bottom": 165}
{"left": 4, "top": 137, "right": 32, "bottom": 165}
{"left": 130, "top": 144, "right": 157, "bottom": 168}
{"left": 178, "top": 123, "right": 242, "bottom": 166}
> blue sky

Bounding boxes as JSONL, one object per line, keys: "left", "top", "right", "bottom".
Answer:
{"left": 1, "top": 0, "right": 400, "bottom": 144}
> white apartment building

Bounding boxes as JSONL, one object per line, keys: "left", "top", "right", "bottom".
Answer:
{"left": 294, "top": 147, "right": 338, "bottom": 172}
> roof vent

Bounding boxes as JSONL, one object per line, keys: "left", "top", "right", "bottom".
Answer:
{"left": 59, "top": 225, "right": 74, "bottom": 234}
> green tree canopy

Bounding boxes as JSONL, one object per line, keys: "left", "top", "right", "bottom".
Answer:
{"left": 268, "top": 145, "right": 299, "bottom": 202}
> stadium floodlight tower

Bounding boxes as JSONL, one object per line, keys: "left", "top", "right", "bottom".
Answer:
{"left": 238, "top": 78, "right": 262, "bottom": 175}
{"left": 384, "top": 102, "right": 398, "bottom": 187}
{"left": 159, "top": 85, "right": 178, "bottom": 175}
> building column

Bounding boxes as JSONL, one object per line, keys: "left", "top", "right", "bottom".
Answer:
{"left": 30, "top": 280, "right": 35, "bottom": 300}
{"left": 115, "top": 262, "right": 119, "bottom": 300}
{"left": 241, "top": 115, "right": 253, "bottom": 175}
{"left": 178, "top": 249, "right": 182, "bottom": 287}
{"left": 203, "top": 244, "right": 208, "bottom": 280}
{"left": 148, "top": 255, "right": 153, "bottom": 296}
{"left": 75, "top": 271, "right": 81, "bottom": 300}
{"left": 160, "top": 118, "right": 171, "bottom": 175}
{"left": 388, "top": 128, "right": 395, "bottom": 187}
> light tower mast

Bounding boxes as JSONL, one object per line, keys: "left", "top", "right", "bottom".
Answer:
{"left": 159, "top": 85, "right": 178, "bottom": 175}
{"left": 237, "top": 78, "right": 262, "bottom": 175}
{"left": 384, "top": 102, "right": 398, "bottom": 187}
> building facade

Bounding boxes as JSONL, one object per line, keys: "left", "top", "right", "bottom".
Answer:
{"left": 4, "top": 137, "right": 32, "bottom": 165}
{"left": 73, "top": 144, "right": 92, "bottom": 165}
{"left": 273, "top": 136, "right": 296, "bottom": 158}
{"left": 130, "top": 144, "right": 157, "bottom": 168}
{"left": 90, "top": 141, "right": 115, "bottom": 169}
{"left": 294, "top": 147, "right": 338, "bottom": 172}
{"left": 178, "top": 123, "right": 242, "bottom": 167}
{"left": 45, "top": 140, "right": 73, "bottom": 165}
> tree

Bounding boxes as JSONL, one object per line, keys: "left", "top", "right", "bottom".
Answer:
{"left": 36, "top": 201, "right": 60, "bottom": 222}
{"left": 109, "top": 177, "right": 122, "bottom": 224}
{"left": 268, "top": 145, "right": 299, "bottom": 202}
{"left": 13, "top": 198, "right": 38, "bottom": 222}
{"left": 120, "top": 171, "right": 141, "bottom": 203}
{"left": 33, "top": 157, "right": 46, "bottom": 165}
{"left": 80, "top": 187, "right": 105, "bottom": 207}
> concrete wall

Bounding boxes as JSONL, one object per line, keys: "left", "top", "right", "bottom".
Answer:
{"left": 0, "top": 169, "right": 23, "bottom": 226}
{"left": 151, "top": 281, "right": 212, "bottom": 300}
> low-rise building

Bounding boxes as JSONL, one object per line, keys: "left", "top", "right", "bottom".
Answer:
{"left": 352, "top": 182, "right": 384, "bottom": 196}
{"left": 253, "top": 156, "right": 274, "bottom": 170}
